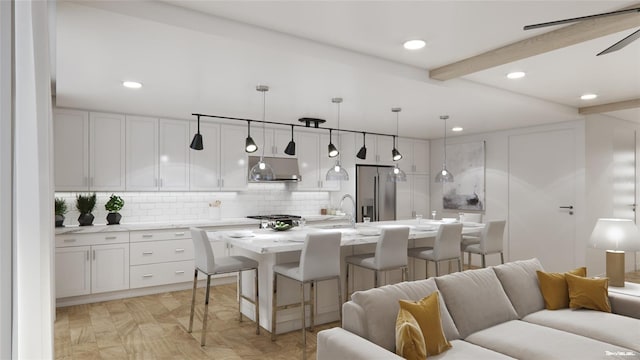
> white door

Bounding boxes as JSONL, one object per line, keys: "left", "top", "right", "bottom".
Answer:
{"left": 413, "top": 174, "right": 430, "bottom": 218}
{"left": 190, "top": 121, "right": 220, "bottom": 190}
{"left": 396, "top": 176, "right": 413, "bottom": 220}
{"left": 412, "top": 140, "right": 430, "bottom": 174}
{"left": 126, "top": 116, "right": 158, "bottom": 191}
{"left": 91, "top": 243, "right": 130, "bottom": 294}
{"left": 613, "top": 128, "right": 636, "bottom": 220}
{"left": 54, "top": 109, "right": 89, "bottom": 191}
{"left": 159, "top": 119, "right": 190, "bottom": 191}
{"left": 219, "top": 124, "right": 249, "bottom": 190}
{"left": 89, "top": 112, "right": 126, "bottom": 191}
{"left": 509, "top": 129, "right": 577, "bottom": 272}
{"left": 297, "top": 131, "right": 321, "bottom": 190}
{"left": 55, "top": 246, "right": 91, "bottom": 298}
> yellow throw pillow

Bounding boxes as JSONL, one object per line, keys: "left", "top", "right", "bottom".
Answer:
{"left": 537, "top": 267, "right": 587, "bottom": 310}
{"left": 399, "top": 291, "right": 451, "bottom": 356}
{"left": 395, "top": 308, "right": 427, "bottom": 360}
{"left": 566, "top": 273, "right": 611, "bottom": 313}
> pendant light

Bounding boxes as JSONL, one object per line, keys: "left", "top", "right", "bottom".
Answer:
{"left": 248, "top": 85, "right": 275, "bottom": 181}
{"left": 356, "top": 132, "right": 367, "bottom": 160}
{"left": 190, "top": 115, "right": 204, "bottom": 150}
{"left": 387, "top": 107, "right": 407, "bottom": 182}
{"left": 327, "top": 129, "right": 339, "bottom": 158}
{"left": 245, "top": 120, "right": 258, "bottom": 153}
{"left": 435, "top": 115, "right": 454, "bottom": 183}
{"left": 284, "top": 124, "right": 296, "bottom": 156}
{"left": 326, "top": 98, "right": 349, "bottom": 181}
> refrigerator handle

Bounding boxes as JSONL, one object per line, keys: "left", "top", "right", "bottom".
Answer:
{"left": 374, "top": 175, "right": 378, "bottom": 221}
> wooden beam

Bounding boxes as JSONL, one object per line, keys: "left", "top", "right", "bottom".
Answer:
{"left": 579, "top": 98, "right": 640, "bottom": 115}
{"left": 430, "top": 4, "right": 640, "bottom": 81}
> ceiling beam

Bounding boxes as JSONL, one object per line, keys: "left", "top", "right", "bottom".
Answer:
{"left": 578, "top": 98, "right": 640, "bottom": 115}
{"left": 429, "top": 4, "right": 640, "bottom": 81}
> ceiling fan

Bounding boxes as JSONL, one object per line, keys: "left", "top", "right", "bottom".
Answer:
{"left": 524, "top": 7, "right": 640, "bottom": 56}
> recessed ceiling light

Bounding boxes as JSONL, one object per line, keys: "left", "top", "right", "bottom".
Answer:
{"left": 580, "top": 93, "right": 598, "bottom": 100}
{"left": 506, "top": 71, "right": 526, "bottom": 79}
{"left": 403, "top": 39, "right": 426, "bottom": 50}
{"left": 122, "top": 81, "right": 142, "bottom": 89}
{"left": 451, "top": 126, "right": 463, "bottom": 132}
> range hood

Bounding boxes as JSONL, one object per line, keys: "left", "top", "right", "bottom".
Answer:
{"left": 247, "top": 156, "right": 302, "bottom": 182}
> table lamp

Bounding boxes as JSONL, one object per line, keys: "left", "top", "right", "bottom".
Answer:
{"left": 589, "top": 218, "right": 640, "bottom": 287}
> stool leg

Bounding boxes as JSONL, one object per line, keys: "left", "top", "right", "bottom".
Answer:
{"left": 435, "top": 261, "right": 440, "bottom": 277}
{"left": 200, "top": 275, "right": 212, "bottom": 346}
{"left": 425, "top": 259, "right": 429, "bottom": 279}
{"left": 374, "top": 270, "right": 378, "bottom": 288}
{"left": 481, "top": 254, "right": 486, "bottom": 268}
{"left": 188, "top": 268, "right": 198, "bottom": 333}
{"left": 254, "top": 268, "right": 260, "bottom": 335}
{"left": 300, "top": 282, "right": 306, "bottom": 347}
{"left": 345, "top": 263, "right": 351, "bottom": 302}
{"left": 336, "top": 276, "right": 342, "bottom": 321}
{"left": 468, "top": 252, "right": 472, "bottom": 268}
{"left": 500, "top": 252, "right": 504, "bottom": 264}
{"left": 271, "top": 273, "right": 278, "bottom": 341}
{"left": 457, "top": 258, "right": 462, "bottom": 273}
{"left": 238, "top": 270, "right": 243, "bottom": 322}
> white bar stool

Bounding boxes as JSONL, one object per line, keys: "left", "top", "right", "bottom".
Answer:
{"left": 187, "top": 228, "right": 260, "bottom": 346}
{"left": 463, "top": 220, "right": 506, "bottom": 267}
{"left": 271, "top": 231, "right": 342, "bottom": 354}
{"left": 344, "top": 226, "right": 410, "bottom": 300}
{"left": 409, "top": 223, "right": 463, "bottom": 278}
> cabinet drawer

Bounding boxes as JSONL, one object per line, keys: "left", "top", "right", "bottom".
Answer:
{"left": 56, "top": 232, "right": 129, "bottom": 247}
{"left": 129, "top": 229, "right": 190, "bottom": 242}
{"left": 130, "top": 239, "right": 194, "bottom": 265}
{"left": 130, "top": 260, "right": 194, "bottom": 288}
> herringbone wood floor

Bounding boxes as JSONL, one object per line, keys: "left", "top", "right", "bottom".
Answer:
{"left": 55, "top": 269, "right": 640, "bottom": 359}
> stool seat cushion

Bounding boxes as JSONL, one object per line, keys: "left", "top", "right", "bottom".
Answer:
{"left": 408, "top": 247, "right": 436, "bottom": 260}
{"left": 209, "top": 256, "right": 258, "bottom": 275}
{"left": 345, "top": 253, "right": 378, "bottom": 270}
{"left": 273, "top": 261, "right": 303, "bottom": 281}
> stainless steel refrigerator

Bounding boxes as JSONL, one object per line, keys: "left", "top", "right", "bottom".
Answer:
{"left": 356, "top": 165, "right": 396, "bottom": 222}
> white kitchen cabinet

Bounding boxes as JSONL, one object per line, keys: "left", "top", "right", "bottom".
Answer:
{"left": 55, "top": 246, "right": 91, "bottom": 298}
{"left": 126, "top": 115, "right": 159, "bottom": 191}
{"left": 54, "top": 109, "right": 89, "bottom": 191}
{"left": 398, "top": 138, "right": 429, "bottom": 174}
{"left": 89, "top": 112, "right": 126, "bottom": 190}
{"left": 254, "top": 126, "right": 296, "bottom": 158}
{"left": 219, "top": 124, "right": 249, "bottom": 190}
{"left": 296, "top": 131, "right": 322, "bottom": 190}
{"left": 189, "top": 121, "right": 221, "bottom": 190}
{"left": 355, "top": 133, "right": 395, "bottom": 166}
{"left": 396, "top": 174, "right": 430, "bottom": 220}
{"left": 159, "top": 119, "right": 190, "bottom": 190}
{"left": 91, "top": 243, "right": 130, "bottom": 294}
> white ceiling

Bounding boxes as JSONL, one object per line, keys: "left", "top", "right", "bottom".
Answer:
{"left": 55, "top": 1, "right": 640, "bottom": 139}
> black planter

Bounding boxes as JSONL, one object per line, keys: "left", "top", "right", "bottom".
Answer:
{"left": 55, "top": 214, "right": 65, "bottom": 227}
{"left": 106, "top": 212, "right": 122, "bottom": 225}
{"left": 78, "top": 213, "right": 95, "bottom": 226}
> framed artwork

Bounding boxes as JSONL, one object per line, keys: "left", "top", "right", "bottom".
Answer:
{"left": 443, "top": 141, "right": 485, "bottom": 210}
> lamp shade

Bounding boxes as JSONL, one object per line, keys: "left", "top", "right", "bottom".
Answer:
{"left": 590, "top": 218, "right": 640, "bottom": 251}
{"left": 326, "top": 160, "right": 349, "bottom": 181}
{"left": 190, "top": 133, "right": 203, "bottom": 150}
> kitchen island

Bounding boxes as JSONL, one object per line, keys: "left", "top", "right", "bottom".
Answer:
{"left": 208, "top": 220, "right": 484, "bottom": 334}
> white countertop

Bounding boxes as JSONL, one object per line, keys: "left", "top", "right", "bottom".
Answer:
{"left": 210, "top": 220, "right": 485, "bottom": 254}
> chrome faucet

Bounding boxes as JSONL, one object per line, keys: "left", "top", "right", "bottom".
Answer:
{"left": 340, "top": 194, "right": 356, "bottom": 228}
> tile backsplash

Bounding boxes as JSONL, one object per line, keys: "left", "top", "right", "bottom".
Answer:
{"left": 55, "top": 183, "right": 331, "bottom": 225}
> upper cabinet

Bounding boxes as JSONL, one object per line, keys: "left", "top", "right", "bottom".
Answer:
{"left": 126, "top": 115, "right": 159, "bottom": 191}
{"left": 54, "top": 109, "right": 89, "bottom": 191}
{"left": 398, "top": 138, "right": 429, "bottom": 174}
{"left": 354, "top": 134, "right": 395, "bottom": 166}
{"left": 189, "top": 121, "right": 220, "bottom": 190}
{"left": 89, "top": 112, "right": 126, "bottom": 191}
{"left": 296, "top": 130, "right": 340, "bottom": 191}
{"left": 158, "top": 119, "right": 190, "bottom": 191}
{"left": 219, "top": 124, "right": 249, "bottom": 191}
{"left": 253, "top": 126, "right": 296, "bottom": 158}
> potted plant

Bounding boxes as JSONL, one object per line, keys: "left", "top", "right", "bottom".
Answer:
{"left": 105, "top": 194, "right": 125, "bottom": 225}
{"left": 76, "top": 193, "right": 96, "bottom": 226}
{"left": 54, "top": 197, "right": 68, "bottom": 227}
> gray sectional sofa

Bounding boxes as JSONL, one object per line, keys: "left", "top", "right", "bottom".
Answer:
{"left": 317, "top": 259, "right": 640, "bottom": 360}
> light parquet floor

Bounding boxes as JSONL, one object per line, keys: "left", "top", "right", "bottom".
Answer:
{"left": 55, "top": 269, "right": 640, "bottom": 359}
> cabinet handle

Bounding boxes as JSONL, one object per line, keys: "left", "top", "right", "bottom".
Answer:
{"left": 93, "top": 250, "right": 95, "bottom": 260}
{"left": 105, "top": 236, "right": 116, "bottom": 240}
{"left": 142, "top": 251, "right": 154, "bottom": 255}
{"left": 63, "top": 239, "right": 76, "bottom": 243}
{"left": 175, "top": 248, "right": 185, "bottom": 253}
{"left": 143, "top": 274, "right": 153, "bottom": 278}
{"left": 174, "top": 232, "right": 185, "bottom": 236}
{"left": 175, "top": 270, "right": 185, "bottom": 274}
{"left": 142, "top": 234, "right": 153, "bottom": 238}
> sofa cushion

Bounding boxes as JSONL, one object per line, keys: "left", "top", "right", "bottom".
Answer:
{"left": 523, "top": 309, "right": 640, "bottom": 352}
{"left": 466, "top": 320, "right": 636, "bottom": 360}
{"left": 566, "top": 273, "right": 611, "bottom": 312}
{"left": 435, "top": 268, "right": 518, "bottom": 338}
{"left": 395, "top": 308, "right": 426, "bottom": 360}
{"left": 351, "top": 278, "right": 460, "bottom": 352}
{"left": 430, "top": 340, "right": 516, "bottom": 360}
{"left": 536, "top": 267, "right": 586, "bottom": 310}
{"left": 492, "top": 258, "right": 545, "bottom": 318}
{"left": 399, "top": 291, "right": 451, "bottom": 356}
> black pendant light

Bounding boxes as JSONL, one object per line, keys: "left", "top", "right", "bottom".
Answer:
{"left": 245, "top": 120, "right": 258, "bottom": 153}
{"left": 356, "top": 133, "right": 367, "bottom": 159}
{"left": 391, "top": 108, "right": 402, "bottom": 161}
{"left": 327, "top": 129, "right": 339, "bottom": 158}
{"left": 284, "top": 124, "right": 296, "bottom": 156}
{"left": 190, "top": 115, "right": 204, "bottom": 150}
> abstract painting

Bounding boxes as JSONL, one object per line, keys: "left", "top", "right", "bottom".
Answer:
{"left": 443, "top": 141, "right": 485, "bottom": 210}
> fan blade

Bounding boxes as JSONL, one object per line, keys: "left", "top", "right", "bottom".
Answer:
{"left": 597, "top": 28, "right": 640, "bottom": 56}
{"left": 524, "top": 7, "right": 640, "bottom": 30}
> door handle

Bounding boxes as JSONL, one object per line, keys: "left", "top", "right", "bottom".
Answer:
{"left": 560, "top": 206, "right": 574, "bottom": 215}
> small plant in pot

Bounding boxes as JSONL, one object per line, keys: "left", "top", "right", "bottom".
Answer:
{"left": 54, "top": 197, "right": 68, "bottom": 227}
{"left": 76, "top": 193, "right": 96, "bottom": 226}
{"left": 105, "top": 194, "right": 125, "bottom": 225}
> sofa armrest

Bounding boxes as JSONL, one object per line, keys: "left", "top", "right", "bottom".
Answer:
{"left": 609, "top": 292, "right": 640, "bottom": 319}
{"left": 317, "top": 327, "right": 403, "bottom": 360}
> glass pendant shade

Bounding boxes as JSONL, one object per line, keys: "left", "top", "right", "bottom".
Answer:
{"left": 387, "top": 165, "right": 407, "bottom": 182}
{"left": 249, "top": 157, "right": 275, "bottom": 181}
{"left": 190, "top": 133, "right": 203, "bottom": 150}
{"left": 326, "top": 160, "right": 349, "bottom": 181}
{"left": 435, "top": 165, "right": 454, "bottom": 183}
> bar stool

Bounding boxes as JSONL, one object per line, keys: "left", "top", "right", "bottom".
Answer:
{"left": 463, "top": 220, "right": 506, "bottom": 268}
{"left": 460, "top": 213, "right": 483, "bottom": 266}
{"left": 188, "top": 228, "right": 260, "bottom": 346}
{"left": 271, "top": 231, "right": 342, "bottom": 352}
{"left": 409, "top": 223, "right": 463, "bottom": 278}
{"left": 345, "top": 226, "right": 410, "bottom": 300}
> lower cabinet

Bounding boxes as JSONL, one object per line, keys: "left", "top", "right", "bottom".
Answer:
{"left": 130, "top": 260, "right": 194, "bottom": 288}
{"left": 55, "top": 246, "right": 91, "bottom": 298}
